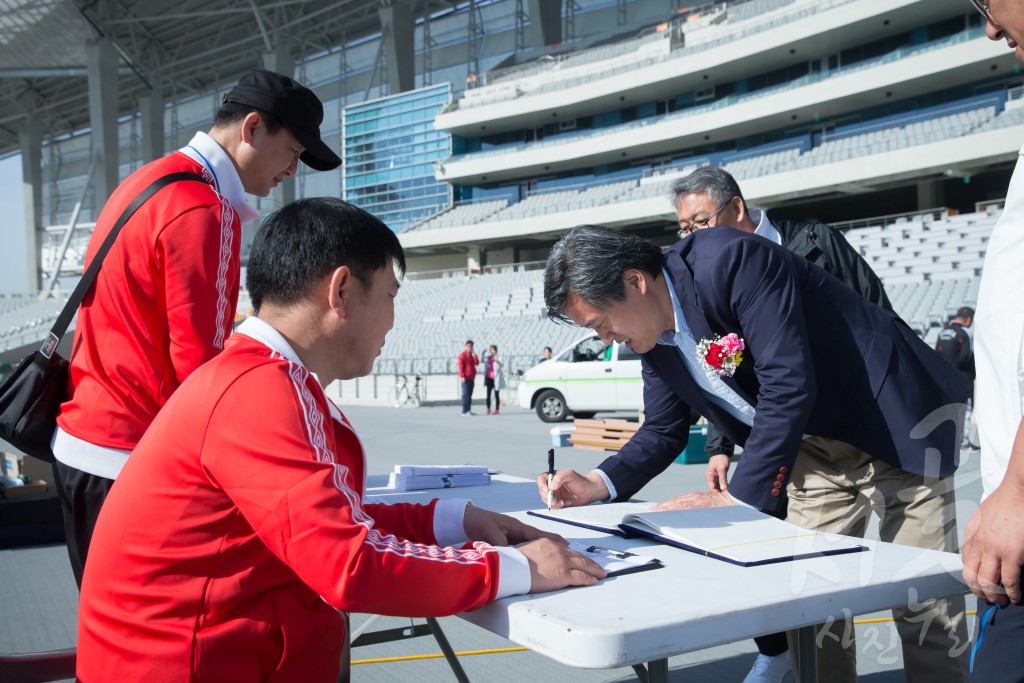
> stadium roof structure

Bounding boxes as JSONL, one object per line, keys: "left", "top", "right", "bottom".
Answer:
{"left": 0, "top": 0, "right": 456, "bottom": 158}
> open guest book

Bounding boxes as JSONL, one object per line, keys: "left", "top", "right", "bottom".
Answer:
{"left": 528, "top": 503, "right": 869, "bottom": 567}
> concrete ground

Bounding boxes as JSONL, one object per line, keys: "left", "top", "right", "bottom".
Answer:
{"left": 0, "top": 401, "right": 983, "bottom": 681}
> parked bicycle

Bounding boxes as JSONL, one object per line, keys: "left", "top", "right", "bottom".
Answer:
{"left": 388, "top": 374, "right": 423, "bottom": 408}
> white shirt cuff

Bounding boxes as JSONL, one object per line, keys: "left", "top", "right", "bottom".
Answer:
{"left": 493, "top": 546, "right": 532, "bottom": 599}
{"left": 727, "top": 491, "right": 756, "bottom": 509}
{"left": 433, "top": 498, "right": 470, "bottom": 547}
{"left": 591, "top": 469, "right": 617, "bottom": 502}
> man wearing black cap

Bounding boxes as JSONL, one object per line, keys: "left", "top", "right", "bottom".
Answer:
{"left": 52, "top": 69, "right": 341, "bottom": 587}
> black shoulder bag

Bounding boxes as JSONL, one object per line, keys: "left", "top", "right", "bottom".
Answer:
{"left": 0, "top": 172, "right": 206, "bottom": 462}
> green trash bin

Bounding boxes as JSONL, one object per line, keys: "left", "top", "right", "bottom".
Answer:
{"left": 674, "top": 425, "right": 708, "bottom": 464}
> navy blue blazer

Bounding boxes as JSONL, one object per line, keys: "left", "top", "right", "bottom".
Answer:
{"left": 598, "top": 228, "right": 967, "bottom": 511}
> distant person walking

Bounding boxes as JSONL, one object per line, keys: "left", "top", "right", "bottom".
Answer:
{"left": 458, "top": 340, "right": 479, "bottom": 415}
{"left": 540, "top": 346, "right": 553, "bottom": 363}
{"left": 935, "top": 306, "right": 975, "bottom": 448}
{"left": 483, "top": 345, "right": 506, "bottom": 415}
{"left": 935, "top": 306, "right": 975, "bottom": 383}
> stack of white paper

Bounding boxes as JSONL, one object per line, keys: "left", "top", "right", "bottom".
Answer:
{"left": 388, "top": 464, "right": 490, "bottom": 491}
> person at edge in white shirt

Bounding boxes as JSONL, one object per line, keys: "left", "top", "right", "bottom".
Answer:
{"left": 963, "top": 1, "right": 1024, "bottom": 680}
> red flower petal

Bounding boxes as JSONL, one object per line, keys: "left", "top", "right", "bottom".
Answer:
{"left": 705, "top": 343, "right": 724, "bottom": 369}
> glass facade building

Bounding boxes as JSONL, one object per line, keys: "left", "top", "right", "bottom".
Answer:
{"left": 343, "top": 84, "right": 452, "bottom": 233}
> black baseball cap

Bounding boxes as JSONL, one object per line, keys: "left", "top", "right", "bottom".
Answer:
{"left": 223, "top": 69, "right": 341, "bottom": 171}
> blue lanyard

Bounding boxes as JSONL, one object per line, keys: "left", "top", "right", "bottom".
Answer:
{"left": 970, "top": 603, "right": 1002, "bottom": 677}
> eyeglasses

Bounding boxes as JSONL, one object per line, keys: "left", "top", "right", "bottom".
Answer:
{"left": 678, "top": 198, "right": 733, "bottom": 238}
{"left": 969, "top": 0, "right": 991, "bottom": 20}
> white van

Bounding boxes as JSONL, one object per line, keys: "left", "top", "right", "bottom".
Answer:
{"left": 517, "top": 333, "right": 643, "bottom": 422}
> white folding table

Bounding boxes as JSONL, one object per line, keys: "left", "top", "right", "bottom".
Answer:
{"left": 365, "top": 474, "right": 969, "bottom": 682}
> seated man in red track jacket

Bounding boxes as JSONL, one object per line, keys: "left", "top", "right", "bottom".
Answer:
{"left": 76, "top": 198, "right": 605, "bottom": 682}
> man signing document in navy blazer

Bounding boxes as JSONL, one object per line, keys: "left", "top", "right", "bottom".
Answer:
{"left": 538, "top": 224, "right": 969, "bottom": 683}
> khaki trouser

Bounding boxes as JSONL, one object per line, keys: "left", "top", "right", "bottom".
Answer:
{"left": 785, "top": 437, "right": 969, "bottom": 683}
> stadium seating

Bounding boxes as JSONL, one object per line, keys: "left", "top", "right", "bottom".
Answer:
{"left": 3, "top": 205, "right": 997, "bottom": 373}
{"left": 380, "top": 207, "right": 994, "bottom": 374}
{"left": 414, "top": 86, "right": 1011, "bottom": 237}
{"left": 407, "top": 199, "right": 511, "bottom": 232}
{"left": 377, "top": 207, "right": 994, "bottom": 375}
{"left": 442, "top": 22, "right": 985, "bottom": 175}
{"left": 452, "top": 0, "right": 851, "bottom": 111}
{"left": 488, "top": 180, "right": 637, "bottom": 221}
{"left": 368, "top": 269, "right": 582, "bottom": 376}
{"left": 0, "top": 294, "right": 68, "bottom": 354}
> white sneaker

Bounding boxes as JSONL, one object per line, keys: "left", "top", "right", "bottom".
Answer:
{"left": 742, "top": 652, "right": 792, "bottom": 683}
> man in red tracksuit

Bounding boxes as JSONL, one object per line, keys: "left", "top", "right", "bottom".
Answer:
{"left": 76, "top": 198, "right": 605, "bottom": 681}
{"left": 53, "top": 70, "right": 341, "bottom": 587}
{"left": 458, "top": 339, "right": 479, "bottom": 415}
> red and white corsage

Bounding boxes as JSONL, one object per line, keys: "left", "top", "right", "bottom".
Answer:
{"left": 695, "top": 333, "right": 745, "bottom": 379}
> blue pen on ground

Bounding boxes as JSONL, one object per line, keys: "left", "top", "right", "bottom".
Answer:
{"left": 547, "top": 448, "right": 555, "bottom": 511}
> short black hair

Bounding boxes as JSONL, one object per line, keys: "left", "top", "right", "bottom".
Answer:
{"left": 246, "top": 198, "right": 406, "bottom": 312}
{"left": 544, "top": 225, "right": 663, "bottom": 324}
{"left": 212, "top": 101, "right": 284, "bottom": 135}
{"left": 956, "top": 306, "right": 975, "bottom": 319}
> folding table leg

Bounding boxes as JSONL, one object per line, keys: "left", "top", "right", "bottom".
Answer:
{"left": 630, "top": 658, "right": 668, "bottom": 683}
{"left": 426, "top": 617, "right": 472, "bottom": 683}
{"left": 795, "top": 625, "right": 818, "bottom": 683}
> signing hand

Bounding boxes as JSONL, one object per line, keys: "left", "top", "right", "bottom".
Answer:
{"left": 652, "top": 490, "right": 735, "bottom": 511}
{"left": 463, "top": 503, "right": 566, "bottom": 547}
{"left": 516, "top": 537, "right": 607, "bottom": 592}
{"left": 705, "top": 454, "right": 731, "bottom": 492}
{"left": 537, "top": 469, "right": 609, "bottom": 509}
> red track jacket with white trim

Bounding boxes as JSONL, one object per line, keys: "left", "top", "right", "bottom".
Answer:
{"left": 57, "top": 150, "right": 240, "bottom": 451}
{"left": 77, "top": 331, "right": 501, "bottom": 681}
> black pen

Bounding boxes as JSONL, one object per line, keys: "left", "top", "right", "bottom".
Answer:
{"left": 547, "top": 448, "right": 555, "bottom": 510}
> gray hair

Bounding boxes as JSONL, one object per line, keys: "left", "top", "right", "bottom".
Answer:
{"left": 670, "top": 166, "right": 745, "bottom": 209}
{"left": 544, "top": 225, "right": 663, "bottom": 324}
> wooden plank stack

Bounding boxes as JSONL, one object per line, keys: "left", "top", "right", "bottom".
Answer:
{"left": 568, "top": 418, "right": 640, "bottom": 452}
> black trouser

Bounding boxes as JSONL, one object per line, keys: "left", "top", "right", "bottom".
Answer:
{"left": 485, "top": 378, "right": 500, "bottom": 410}
{"left": 52, "top": 460, "right": 115, "bottom": 588}
{"left": 754, "top": 631, "right": 789, "bottom": 657}
{"left": 971, "top": 599, "right": 1024, "bottom": 681}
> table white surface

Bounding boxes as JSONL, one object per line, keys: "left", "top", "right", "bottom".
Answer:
{"left": 366, "top": 474, "right": 969, "bottom": 671}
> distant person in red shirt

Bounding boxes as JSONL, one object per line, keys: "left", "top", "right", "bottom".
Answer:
{"left": 76, "top": 197, "right": 604, "bottom": 682}
{"left": 458, "top": 340, "right": 479, "bottom": 415}
{"left": 52, "top": 69, "right": 341, "bottom": 587}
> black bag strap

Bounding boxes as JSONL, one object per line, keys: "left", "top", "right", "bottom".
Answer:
{"left": 39, "top": 171, "right": 207, "bottom": 359}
